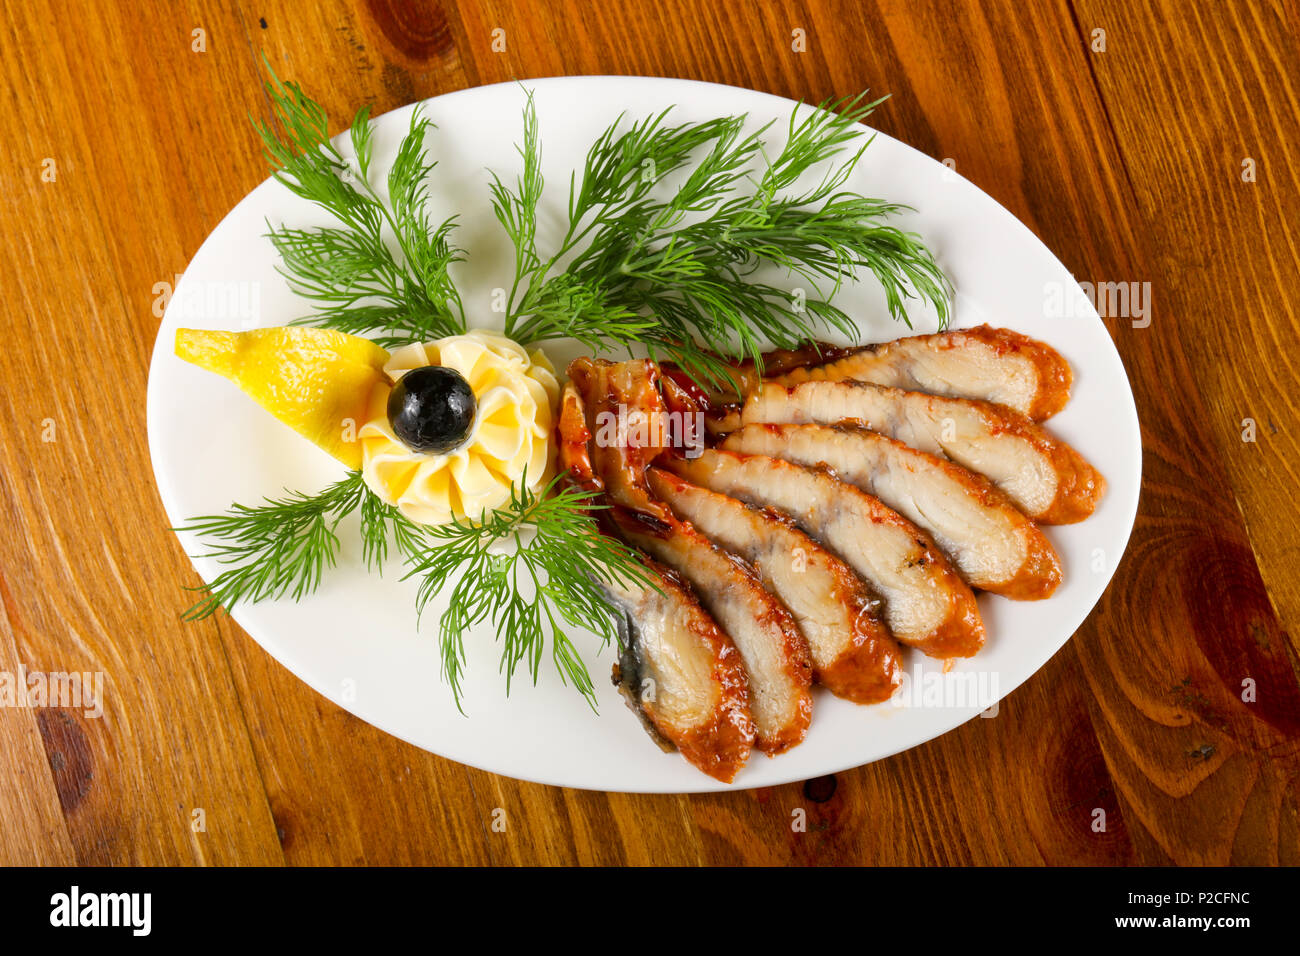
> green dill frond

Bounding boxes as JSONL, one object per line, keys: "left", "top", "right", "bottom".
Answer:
{"left": 399, "top": 472, "right": 655, "bottom": 712}
{"left": 501, "top": 89, "right": 952, "bottom": 384}
{"left": 177, "top": 471, "right": 369, "bottom": 621}
{"left": 254, "top": 58, "right": 465, "bottom": 345}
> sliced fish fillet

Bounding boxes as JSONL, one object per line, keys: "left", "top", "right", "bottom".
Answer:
{"left": 648, "top": 467, "right": 902, "bottom": 703}
{"left": 598, "top": 556, "right": 754, "bottom": 783}
{"left": 736, "top": 380, "right": 1105, "bottom": 524}
{"left": 665, "top": 449, "right": 985, "bottom": 658}
{"left": 697, "top": 326, "right": 1072, "bottom": 421}
{"left": 721, "top": 423, "right": 1062, "bottom": 599}
{"left": 612, "top": 509, "right": 813, "bottom": 754}
{"left": 769, "top": 325, "right": 1072, "bottom": 420}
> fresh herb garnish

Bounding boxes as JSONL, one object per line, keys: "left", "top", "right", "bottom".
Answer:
{"left": 495, "top": 89, "right": 953, "bottom": 386}
{"left": 179, "top": 469, "right": 650, "bottom": 711}
{"left": 253, "top": 62, "right": 466, "bottom": 347}
{"left": 178, "top": 471, "right": 370, "bottom": 621}
{"left": 401, "top": 473, "right": 653, "bottom": 711}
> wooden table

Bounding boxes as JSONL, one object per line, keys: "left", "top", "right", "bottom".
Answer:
{"left": 2, "top": 0, "right": 1297, "bottom": 866}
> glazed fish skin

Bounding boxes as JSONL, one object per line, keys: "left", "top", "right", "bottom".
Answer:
{"left": 721, "top": 423, "right": 1062, "bottom": 600}
{"left": 614, "top": 511, "right": 814, "bottom": 755}
{"left": 565, "top": 356, "right": 674, "bottom": 518}
{"left": 665, "top": 450, "right": 985, "bottom": 658}
{"left": 739, "top": 380, "right": 1104, "bottom": 524}
{"left": 557, "top": 381, "right": 602, "bottom": 494}
{"left": 772, "top": 325, "right": 1073, "bottom": 421}
{"left": 647, "top": 467, "right": 902, "bottom": 704}
{"left": 598, "top": 558, "right": 754, "bottom": 783}
{"left": 562, "top": 357, "right": 813, "bottom": 755}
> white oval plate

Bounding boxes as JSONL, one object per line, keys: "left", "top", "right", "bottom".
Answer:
{"left": 147, "top": 76, "right": 1140, "bottom": 793}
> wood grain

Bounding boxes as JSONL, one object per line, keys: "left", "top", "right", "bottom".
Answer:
{"left": 0, "top": 0, "right": 1296, "bottom": 866}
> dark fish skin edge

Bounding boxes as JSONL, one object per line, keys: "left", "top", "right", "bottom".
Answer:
{"left": 601, "top": 583, "right": 675, "bottom": 754}
{"left": 560, "top": 378, "right": 754, "bottom": 782}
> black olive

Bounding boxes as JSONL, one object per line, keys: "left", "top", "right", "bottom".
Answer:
{"left": 387, "top": 365, "right": 477, "bottom": 454}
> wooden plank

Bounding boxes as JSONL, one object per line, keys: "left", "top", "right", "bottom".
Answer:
{"left": 1074, "top": 0, "right": 1300, "bottom": 634}
{"left": 0, "top": 0, "right": 1295, "bottom": 865}
{"left": 0, "top": 0, "right": 286, "bottom": 864}
{"left": 1067, "top": 0, "right": 1300, "bottom": 863}
{"left": 0, "top": 576, "right": 77, "bottom": 866}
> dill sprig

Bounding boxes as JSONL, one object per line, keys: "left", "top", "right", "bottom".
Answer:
{"left": 253, "top": 62, "right": 466, "bottom": 347}
{"left": 178, "top": 472, "right": 370, "bottom": 621}
{"left": 179, "top": 471, "right": 433, "bottom": 622}
{"left": 498, "top": 90, "right": 952, "bottom": 384}
{"left": 178, "top": 468, "right": 651, "bottom": 712}
{"left": 401, "top": 473, "right": 654, "bottom": 712}
{"left": 358, "top": 485, "right": 426, "bottom": 573}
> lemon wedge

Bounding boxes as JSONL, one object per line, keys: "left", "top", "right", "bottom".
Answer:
{"left": 175, "top": 327, "right": 390, "bottom": 469}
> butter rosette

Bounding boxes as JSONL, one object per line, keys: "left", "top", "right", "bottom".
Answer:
{"left": 360, "top": 330, "right": 560, "bottom": 525}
